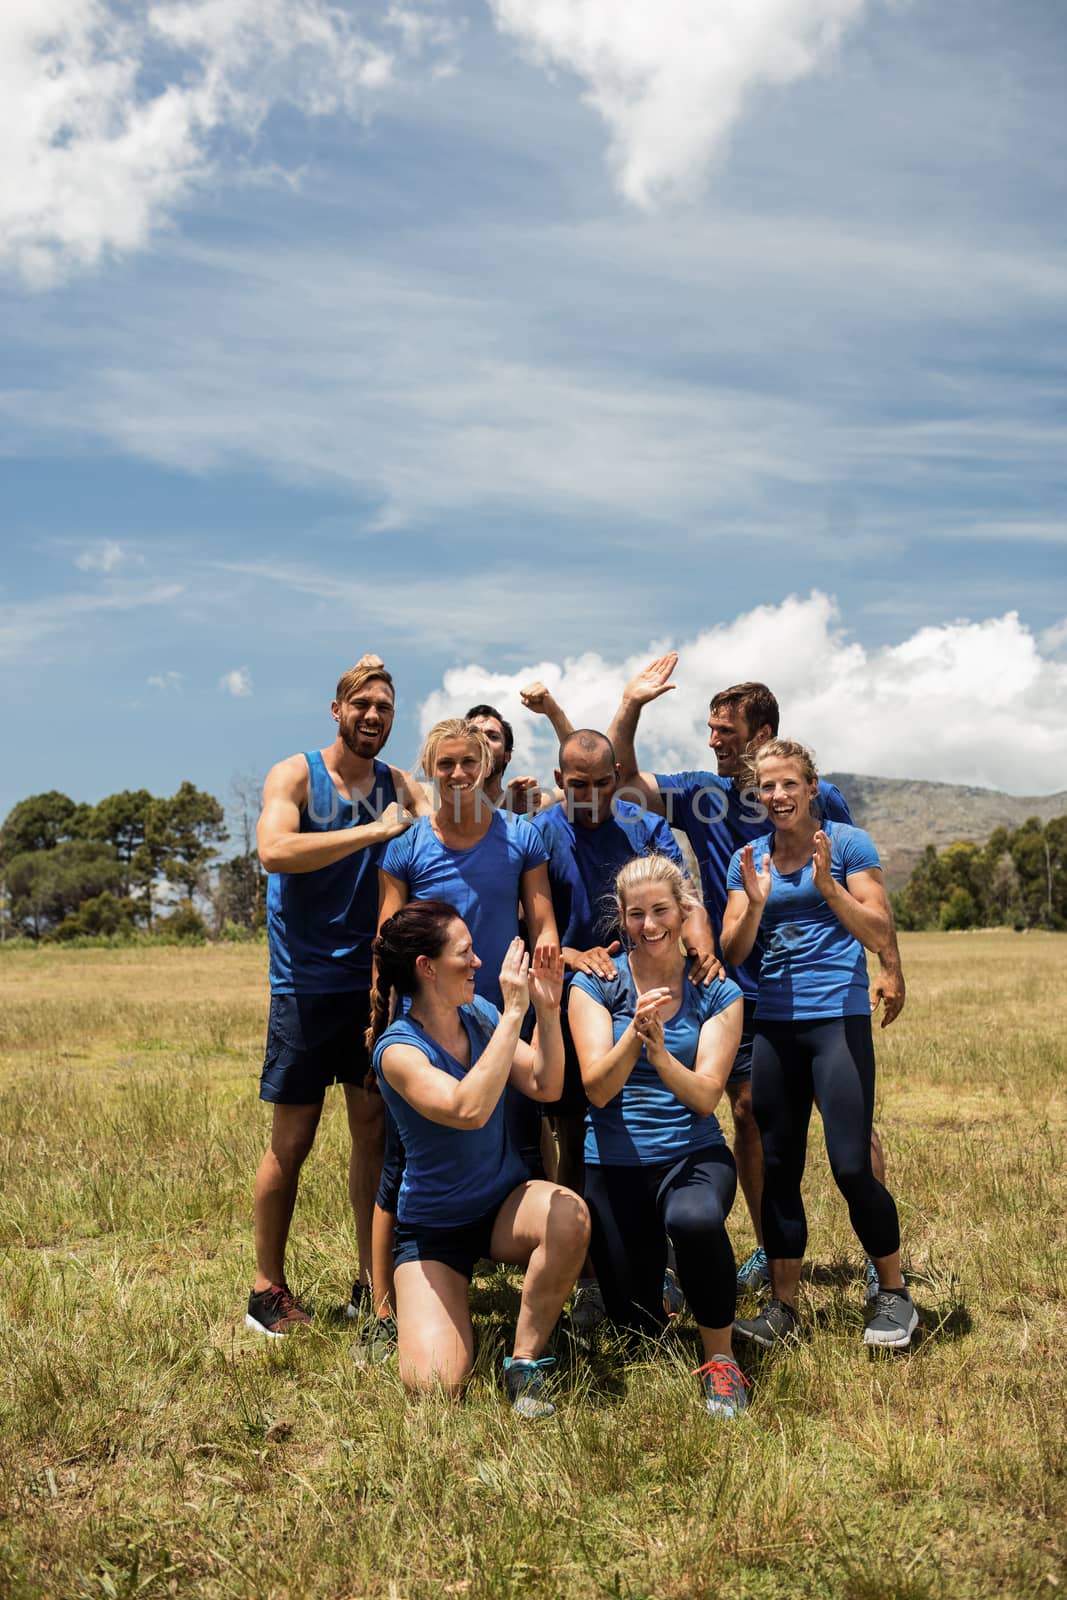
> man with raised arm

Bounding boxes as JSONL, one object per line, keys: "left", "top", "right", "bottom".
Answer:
{"left": 608, "top": 656, "right": 905, "bottom": 1297}
{"left": 246, "top": 654, "right": 427, "bottom": 1338}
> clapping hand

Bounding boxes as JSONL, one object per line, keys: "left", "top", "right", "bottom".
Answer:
{"left": 631, "top": 986, "right": 672, "bottom": 1061}
{"left": 812, "top": 831, "right": 834, "bottom": 898}
{"left": 498, "top": 938, "right": 531, "bottom": 1018}
{"left": 739, "top": 844, "right": 772, "bottom": 907}
{"left": 528, "top": 944, "right": 564, "bottom": 1012}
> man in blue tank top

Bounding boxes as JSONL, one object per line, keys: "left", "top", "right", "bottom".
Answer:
{"left": 246, "top": 655, "right": 427, "bottom": 1338}
{"left": 607, "top": 659, "right": 906, "bottom": 1296}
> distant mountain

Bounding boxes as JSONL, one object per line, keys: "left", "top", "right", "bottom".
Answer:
{"left": 824, "top": 773, "right": 1067, "bottom": 890}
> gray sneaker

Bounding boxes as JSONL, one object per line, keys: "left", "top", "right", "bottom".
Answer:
{"left": 864, "top": 1287, "right": 918, "bottom": 1348}
{"left": 571, "top": 1281, "right": 607, "bottom": 1333}
{"left": 503, "top": 1356, "right": 556, "bottom": 1419}
{"left": 733, "top": 1298, "right": 799, "bottom": 1349}
{"left": 350, "top": 1316, "right": 397, "bottom": 1366}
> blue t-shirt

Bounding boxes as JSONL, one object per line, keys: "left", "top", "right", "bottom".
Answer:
{"left": 654, "top": 771, "right": 852, "bottom": 1000}
{"left": 533, "top": 800, "right": 684, "bottom": 954}
{"left": 725, "top": 820, "right": 881, "bottom": 1020}
{"left": 381, "top": 811, "right": 548, "bottom": 1008}
{"left": 266, "top": 752, "right": 397, "bottom": 994}
{"left": 372, "top": 995, "right": 527, "bottom": 1227}
{"left": 570, "top": 955, "right": 742, "bottom": 1166}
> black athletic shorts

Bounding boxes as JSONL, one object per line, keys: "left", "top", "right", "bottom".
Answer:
{"left": 259, "top": 990, "right": 372, "bottom": 1105}
{"left": 393, "top": 1198, "right": 508, "bottom": 1281}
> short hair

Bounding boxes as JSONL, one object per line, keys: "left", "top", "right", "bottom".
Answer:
{"left": 614, "top": 853, "right": 701, "bottom": 928}
{"left": 335, "top": 660, "right": 395, "bottom": 704}
{"left": 709, "top": 682, "right": 779, "bottom": 738}
{"left": 466, "top": 703, "right": 514, "bottom": 756}
{"left": 749, "top": 737, "right": 819, "bottom": 788}
{"left": 420, "top": 718, "right": 493, "bottom": 784}
{"left": 558, "top": 729, "right": 616, "bottom": 768}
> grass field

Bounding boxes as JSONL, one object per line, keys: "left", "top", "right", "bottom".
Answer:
{"left": 1, "top": 933, "right": 1064, "bottom": 1599}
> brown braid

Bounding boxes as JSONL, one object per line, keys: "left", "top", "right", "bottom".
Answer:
{"left": 363, "top": 898, "right": 463, "bottom": 1061}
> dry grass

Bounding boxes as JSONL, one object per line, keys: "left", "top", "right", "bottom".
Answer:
{"left": 0, "top": 933, "right": 1064, "bottom": 1599}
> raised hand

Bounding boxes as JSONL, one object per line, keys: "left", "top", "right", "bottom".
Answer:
{"left": 563, "top": 941, "right": 622, "bottom": 980}
{"left": 622, "top": 653, "right": 678, "bottom": 707}
{"left": 812, "top": 830, "right": 835, "bottom": 898}
{"left": 498, "top": 937, "right": 531, "bottom": 1017}
{"left": 528, "top": 944, "right": 564, "bottom": 1011}
{"left": 519, "top": 681, "right": 557, "bottom": 717}
{"left": 353, "top": 653, "right": 385, "bottom": 673}
{"left": 739, "top": 844, "right": 772, "bottom": 907}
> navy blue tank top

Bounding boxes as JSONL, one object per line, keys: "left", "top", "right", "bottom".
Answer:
{"left": 266, "top": 752, "right": 397, "bottom": 994}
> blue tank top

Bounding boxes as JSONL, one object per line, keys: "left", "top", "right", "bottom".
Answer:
{"left": 267, "top": 752, "right": 397, "bottom": 994}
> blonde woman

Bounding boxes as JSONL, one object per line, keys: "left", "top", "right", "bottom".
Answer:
{"left": 721, "top": 739, "right": 915, "bottom": 1350}
{"left": 568, "top": 855, "right": 748, "bottom": 1419}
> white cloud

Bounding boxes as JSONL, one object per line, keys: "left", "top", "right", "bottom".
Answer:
{"left": 488, "top": 0, "right": 868, "bottom": 205}
{"left": 0, "top": 581, "right": 184, "bottom": 661}
{"left": 417, "top": 592, "right": 1067, "bottom": 794}
{"left": 0, "top": 0, "right": 454, "bottom": 287}
{"left": 218, "top": 664, "right": 253, "bottom": 697}
{"left": 75, "top": 538, "right": 125, "bottom": 573}
{"left": 147, "top": 669, "right": 184, "bottom": 690}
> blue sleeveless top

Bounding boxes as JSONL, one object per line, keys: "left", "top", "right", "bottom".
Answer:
{"left": 266, "top": 752, "right": 397, "bottom": 994}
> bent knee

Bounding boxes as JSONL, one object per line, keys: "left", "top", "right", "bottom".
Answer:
{"left": 400, "top": 1364, "right": 470, "bottom": 1400}
{"left": 546, "top": 1188, "right": 591, "bottom": 1254}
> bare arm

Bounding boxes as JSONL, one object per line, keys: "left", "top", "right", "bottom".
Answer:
{"left": 719, "top": 848, "right": 772, "bottom": 967}
{"left": 508, "top": 946, "right": 565, "bottom": 1101}
{"left": 680, "top": 904, "right": 723, "bottom": 987}
{"left": 391, "top": 765, "right": 432, "bottom": 819}
{"left": 606, "top": 654, "right": 681, "bottom": 817}
{"left": 871, "top": 916, "right": 906, "bottom": 1027}
{"left": 568, "top": 981, "right": 673, "bottom": 1109}
{"left": 812, "top": 834, "right": 891, "bottom": 952}
{"left": 257, "top": 756, "right": 411, "bottom": 874}
{"left": 636, "top": 997, "right": 743, "bottom": 1116}
{"left": 520, "top": 862, "right": 559, "bottom": 955}
{"left": 377, "top": 869, "right": 409, "bottom": 931}
{"left": 378, "top": 940, "right": 531, "bottom": 1129}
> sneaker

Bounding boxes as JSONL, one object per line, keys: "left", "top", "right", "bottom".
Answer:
{"left": 733, "top": 1298, "right": 799, "bottom": 1349}
{"left": 245, "top": 1283, "right": 312, "bottom": 1339}
{"left": 863, "top": 1257, "right": 880, "bottom": 1304}
{"left": 351, "top": 1316, "right": 397, "bottom": 1366}
{"left": 662, "top": 1267, "right": 685, "bottom": 1319}
{"left": 503, "top": 1356, "right": 557, "bottom": 1420}
{"left": 693, "top": 1355, "right": 750, "bottom": 1419}
{"left": 863, "top": 1287, "right": 918, "bottom": 1348}
{"left": 736, "top": 1246, "right": 770, "bottom": 1293}
{"left": 570, "top": 1281, "right": 607, "bottom": 1333}
{"left": 344, "top": 1281, "right": 370, "bottom": 1321}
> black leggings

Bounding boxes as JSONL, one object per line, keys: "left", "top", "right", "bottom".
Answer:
{"left": 752, "top": 1016, "right": 900, "bottom": 1262}
{"left": 584, "top": 1146, "right": 738, "bottom": 1336}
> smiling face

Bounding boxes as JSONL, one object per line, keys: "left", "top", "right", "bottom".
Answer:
{"left": 620, "top": 879, "right": 683, "bottom": 956}
{"left": 755, "top": 755, "right": 818, "bottom": 833}
{"left": 332, "top": 676, "right": 395, "bottom": 759}
{"left": 707, "top": 704, "right": 757, "bottom": 779}
{"left": 469, "top": 715, "right": 510, "bottom": 783}
{"left": 432, "top": 736, "right": 486, "bottom": 803}
{"left": 415, "top": 916, "right": 482, "bottom": 1006}
{"left": 556, "top": 744, "right": 621, "bottom": 830}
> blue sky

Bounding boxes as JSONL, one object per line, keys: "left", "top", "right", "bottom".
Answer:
{"left": 3, "top": 0, "right": 1066, "bottom": 825}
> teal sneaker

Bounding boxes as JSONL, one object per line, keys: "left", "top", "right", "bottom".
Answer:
{"left": 863, "top": 1257, "right": 880, "bottom": 1304}
{"left": 503, "top": 1355, "right": 557, "bottom": 1419}
{"left": 693, "top": 1355, "right": 750, "bottom": 1418}
{"left": 736, "top": 1246, "right": 770, "bottom": 1293}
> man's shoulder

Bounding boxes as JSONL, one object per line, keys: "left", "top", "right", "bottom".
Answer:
{"left": 653, "top": 768, "right": 719, "bottom": 794}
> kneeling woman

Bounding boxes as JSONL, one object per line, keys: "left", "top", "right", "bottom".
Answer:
{"left": 368, "top": 900, "right": 589, "bottom": 1417}
{"left": 568, "top": 855, "right": 747, "bottom": 1418}
{"left": 721, "top": 738, "right": 915, "bottom": 1350}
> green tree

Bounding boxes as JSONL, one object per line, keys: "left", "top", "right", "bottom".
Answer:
{"left": 159, "top": 782, "right": 228, "bottom": 900}
{"left": 214, "top": 851, "right": 266, "bottom": 931}
{"left": 0, "top": 791, "right": 91, "bottom": 866}
{"left": 87, "top": 790, "right": 154, "bottom": 897}
{"left": 53, "top": 891, "right": 138, "bottom": 941}
{"left": 5, "top": 841, "right": 124, "bottom": 938}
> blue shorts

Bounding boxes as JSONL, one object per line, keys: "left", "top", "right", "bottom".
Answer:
{"left": 260, "top": 991, "right": 372, "bottom": 1105}
{"left": 726, "top": 1000, "right": 758, "bottom": 1087}
{"left": 393, "top": 1197, "right": 511, "bottom": 1280}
